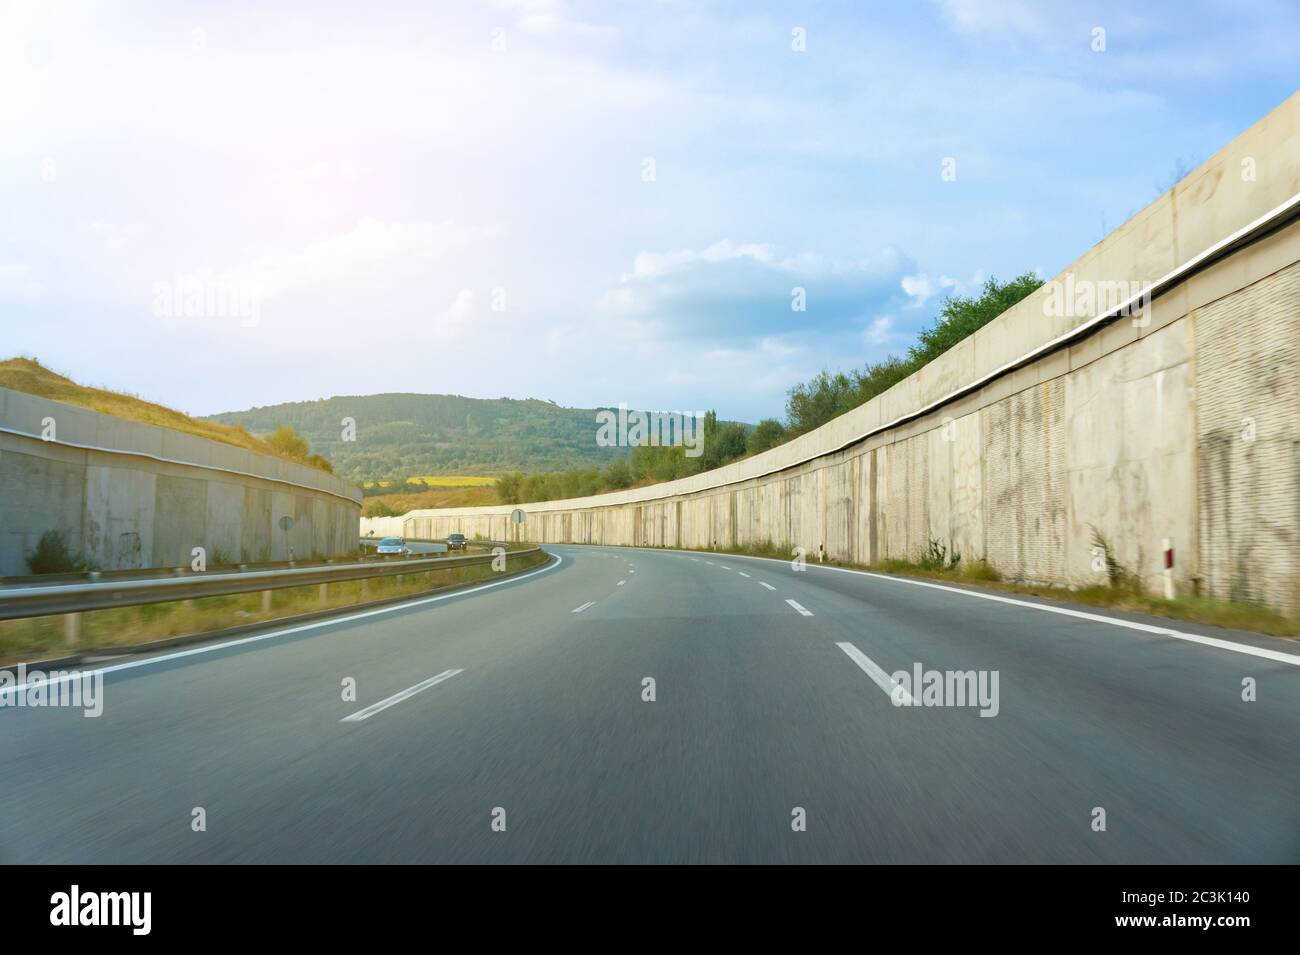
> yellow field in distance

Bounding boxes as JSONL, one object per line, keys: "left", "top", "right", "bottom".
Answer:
{"left": 410, "top": 475, "right": 497, "bottom": 486}
{"left": 365, "top": 475, "right": 498, "bottom": 488}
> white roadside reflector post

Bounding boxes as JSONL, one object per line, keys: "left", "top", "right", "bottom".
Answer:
{"left": 1162, "top": 538, "right": 1175, "bottom": 600}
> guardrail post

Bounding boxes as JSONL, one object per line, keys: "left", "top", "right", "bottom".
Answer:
{"left": 262, "top": 590, "right": 272, "bottom": 612}
{"left": 319, "top": 582, "right": 328, "bottom": 601}
{"left": 64, "top": 612, "right": 81, "bottom": 646}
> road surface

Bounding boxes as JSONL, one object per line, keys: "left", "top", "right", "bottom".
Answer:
{"left": 2, "top": 544, "right": 1297, "bottom": 863}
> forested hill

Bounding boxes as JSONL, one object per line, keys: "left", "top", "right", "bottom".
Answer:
{"left": 206, "top": 393, "right": 628, "bottom": 484}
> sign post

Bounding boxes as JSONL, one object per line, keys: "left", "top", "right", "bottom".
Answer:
{"left": 511, "top": 508, "right": 525, "bottom": 544}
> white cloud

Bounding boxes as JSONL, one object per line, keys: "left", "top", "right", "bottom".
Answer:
{"left": 436, "top": 288, "right": 477, "bottom": 336}
{"left": 599, "top": 240, "right": 910, "bottom": 340}
{"left": 934, "top": 0, "right": 1057, "bottom": 37}
{"left": 79, "top": 221, "right": 148, "bottom": 257}
{"left": 901, "top": 274, "right": 934, "bottom": 307}
{"left": 492, "top": 0, "right": 615, "bottom": 37}
{"left": 0, "top": 262, "right": 44, "bottom": 303}
{"left": 866, "top": 316, "right": 894, "bottom": 344}
{"left": 901, "top": 270, "right": 992, "bottom": 309}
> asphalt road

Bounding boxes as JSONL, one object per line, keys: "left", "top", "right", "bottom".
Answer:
{"left": 2, "top": 544, "right": 1297, "bottom": 863}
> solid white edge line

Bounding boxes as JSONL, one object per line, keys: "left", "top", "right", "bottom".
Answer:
{"left": 837, "top": 642, "right": 915, "bottom": 705}
{"left": 340, "top": 668, "right": 463, "bottom": 722}
{"left": 628, "top": 547, "right": 1300, "bottom": 667}
{"left": 0, "top": 554, "right": 565, "bottom": 697}
{"left": 786, "top": 598, "right": 814, "bottom": 617}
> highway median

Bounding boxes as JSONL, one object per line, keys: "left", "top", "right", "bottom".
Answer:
{"left": 0, "top": 547, "right": 551, "bottom": 669}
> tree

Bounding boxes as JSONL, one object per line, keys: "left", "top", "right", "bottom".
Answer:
{"left": 785, "top": 272, "right": 1043, "bottom": 437}
{"left": 853, "top": 355, "right": 914, "bottom": 403}
{"left": 908, "top": 273, "right": 1043, "bottom": 367}
{"left": 602, "top": 458, "right": 633, "bottom": 489}
{"left": 747, "top": 418, "right": 787, "bottom": 455}
{"left": 495, "top": 472, "right": 523, "bottom": 504}
{"left": 785, "top": 370, "right": 861, "bottom": 435}
{"left": 630, "top": 443, "right": 692, "bottom": 482}
{"left": 700, "top": 411, "right": 747, "bottom": 470}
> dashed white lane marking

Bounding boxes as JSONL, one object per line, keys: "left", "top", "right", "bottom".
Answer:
{"left": 786, "top": 599, "right": 814, "bottom": 617}
{"left": 572, "top": 601, "right": 595, "bottom": 613}
{"left": 340, "top": 669, "right": 463, "bottom": 723}
{"left": 759, "top": 582, "right": 776, "bottom": 591}
{"left": 738, "top": 572, "right": 751, "bottom": 578}
{"left": 836, "top": 643, "right": 915, "bottom": 705}
{"left": 629, "top": 569, "right": 635, "bottom": 574}
{"left": 720, "top": 565, "right": 731, "bottom": 570}
{"left": 617, "top": 580, "right": 626, "bottom": 586}
{"left": 704, "top": 561, "right": 714, "bottom": 565}
{"left": 668, "top": 548, "right": 1300, "bottom": 669}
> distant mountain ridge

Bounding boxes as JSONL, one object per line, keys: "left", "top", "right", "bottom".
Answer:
{"left": 206, "top": 393, "right": 632, "bottom": 483}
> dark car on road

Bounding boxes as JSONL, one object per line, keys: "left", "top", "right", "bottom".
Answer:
{"left": 446, "top": 533, "right": 468, "bottom": 551}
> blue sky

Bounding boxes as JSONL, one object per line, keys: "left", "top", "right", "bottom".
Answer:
{"left": 2, "top": 0, "right": 1296, "bottom": 422}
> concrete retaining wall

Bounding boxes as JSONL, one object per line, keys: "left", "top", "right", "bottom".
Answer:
{"left": 374, "top": 92, "right": 1300, "bottom": 616}
{"left": 1, "top": 389, "right": 362, "bottom": 575}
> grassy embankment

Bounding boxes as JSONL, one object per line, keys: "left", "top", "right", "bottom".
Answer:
{"left": 0, "top": 550, "right": 548, "bottom": 666}
{"left": 0, "top": 356, "right": 332, "bottom": 472}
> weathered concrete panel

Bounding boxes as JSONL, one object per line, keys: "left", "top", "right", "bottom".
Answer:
{"left": 203, "top": 481, "right": 244, "bottom": 565}
{"left": 86, "top": 464, "right": 156, "bottom": 570}
{"left": 0, "top": 447, "right": 87, "bottom": 574}
{"left": 1194, "top": 258, "right": 1300, "bottom": 613}
{"left": 152, "top": 474, "right": 208, "bottom": 568}
{"left": 1064, "top": 320, "right": 1195, "bottom": 593}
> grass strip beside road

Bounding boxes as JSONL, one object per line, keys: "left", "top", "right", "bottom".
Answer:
{"left": 682, "top": 543, "right": 1298, "bottom": 638}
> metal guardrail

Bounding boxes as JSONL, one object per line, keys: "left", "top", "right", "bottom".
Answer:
{"left": 0, "top": 538, "right": 505, "bottom": 588}
{"left": 0, "top": 546, "right": 544, "bottom": 620}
